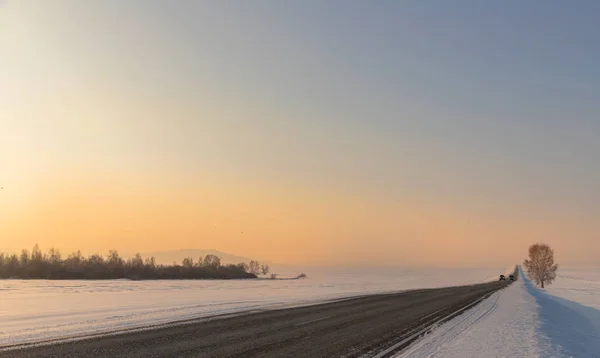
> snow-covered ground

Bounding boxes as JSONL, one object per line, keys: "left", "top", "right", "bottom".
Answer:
{"left": 0, "top": 267, "right": 503, "bottom": 346}
{"left": 529, "top": 266, "right": 600, "bottom": 357}
{"left": 395, "top": 266, "right": 600, "bottom": 358}
{"left": 545, "top": 265, "right": 600, "bottom": 311}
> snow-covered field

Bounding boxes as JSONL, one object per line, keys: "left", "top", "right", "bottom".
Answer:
{"left": 0, "top": 267, "right": 504, "bottom": 346}
{"left": 396, "top": 266, "right": 600, "bottom": 357}
{"left": 545, "top": 265, "right": 600, "bottom": 311}
{"left": 530, "top": 266, "right": 600, "bottom": 357}
{"left": 5, "top": 265, "right": 599, "bottom": 356}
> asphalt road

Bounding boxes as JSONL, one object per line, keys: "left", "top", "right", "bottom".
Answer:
{"left": 2, "top": 279, "right": 513, "bottom": 358}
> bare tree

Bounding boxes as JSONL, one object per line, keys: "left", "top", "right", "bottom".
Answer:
{"left": 19, "top": 249, "right": 29, "bottom": 267}
{"left": 523, "top": 243, "right": 558, "bottom": 288}
{"left": 107, "top": 250, "right": 123, "bottom": 266}
{"left": 248, "top": 260, "right": 260, "bottom": 275}
{"left": 47, "top": 247, "right": 62, "bottom": 265}
{"left": 196, "top": 256, "right": 204, "bottom": 267}
{"left": 260, "top": 264, "right": 269, "bottom": 275}
{"left": 8, "top": 254, "right": 19, "bottom": 274}
{"left": 182, "top": 257, "right": 194, "bottom": 268}
{"left": 88, "top": 254, "right": 105, "bottom": 266}
{"left": 129, "top": 253, "right": 144, "bottom": 268}
{"left": 66, "top": 250, "right": 85, "bottom": 267}
{"left": 238, "top": 262, "right": 249, "bottom": 272}
{"left": 144, "top": 256, "right": 156, "bottom": 269}
{"left": 203, "top": 255, "right": 221, "bottom": 269}
{"left": 31, "top": 244, "right": 43, "bottom": 262}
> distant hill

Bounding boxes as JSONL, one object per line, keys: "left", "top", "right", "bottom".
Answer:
{"left": 139, "top": 249, "right": 257, "bottom": 266}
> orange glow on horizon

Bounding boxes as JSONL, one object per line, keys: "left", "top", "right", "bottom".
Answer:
{"left": 0, "top": 171, "right": 562, "bottom": 268}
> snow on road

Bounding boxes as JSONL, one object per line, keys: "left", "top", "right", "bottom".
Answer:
{"left": 395, "top": 266, "right": 600, "bottom": 358}
{"left": 0, "top": 267, "right": 503, "bottom": 346}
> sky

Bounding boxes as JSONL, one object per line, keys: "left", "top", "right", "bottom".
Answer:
{"left": 1, "top": 1, "right": 599, "bottom": 267}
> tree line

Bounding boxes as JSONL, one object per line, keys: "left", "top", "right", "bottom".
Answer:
{"left": 0, "top": 244, "right": 270, "bottom": 280}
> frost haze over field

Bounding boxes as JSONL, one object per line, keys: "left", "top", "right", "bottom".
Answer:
{"left": 0, "top": 267, "right": 503, "bottom": 346}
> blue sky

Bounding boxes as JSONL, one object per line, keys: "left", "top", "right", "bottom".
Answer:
{"left": 167, "top": 0, "right": 600, "bottom": 214}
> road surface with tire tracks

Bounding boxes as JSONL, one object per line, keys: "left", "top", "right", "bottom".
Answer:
{"left": 2, "top": 272, "right": 516, "bottom": 358}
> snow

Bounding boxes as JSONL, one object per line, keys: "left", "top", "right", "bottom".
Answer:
{"left": 395, "top": 269, "right": 549, "bottom": 358}
{"left": 525, "top": 266, "right": 600, "bottom": 357}
{"left": 394, "top": 266, "right": 600, "bottom": 358}
{"left": 544, "top": 265, "right": 600, "bottom": 311}
{"left": 0, "top": 267, "right": 503, "bottom": 347}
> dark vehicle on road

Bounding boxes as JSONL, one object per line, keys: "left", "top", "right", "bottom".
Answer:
{"left": 509, "top": 274, "right": 515, "bottom": 281}
{"left": 499, "top": 274, "right": 506, "bottom": 281}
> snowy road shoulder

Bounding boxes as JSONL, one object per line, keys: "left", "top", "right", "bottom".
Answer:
{"left": 394, "top": 276, "right": 551, "bottom": 357}
{"left": 523, "top": 269, "right": 600, "bottom": 358}
{"left": 395, "top": 267, "right": 600, "bottom": 358}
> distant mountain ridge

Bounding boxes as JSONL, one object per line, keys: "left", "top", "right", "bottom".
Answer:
{"left": 138, "top": 249, "right": 257, "bottom": 266}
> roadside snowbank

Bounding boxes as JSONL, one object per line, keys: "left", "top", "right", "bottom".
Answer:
{"left": 395, "top": 274, "right": 551, "bottom": 357}
{"left": 396, "top": 267, "right": 600, "bottom": 357}
{"left": 523, "top": 267, "right": 600, "bottom": 357}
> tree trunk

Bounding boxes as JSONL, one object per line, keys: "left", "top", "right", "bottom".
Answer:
{"left": 541, "top": 280, "right": 544, "bottom": 288}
